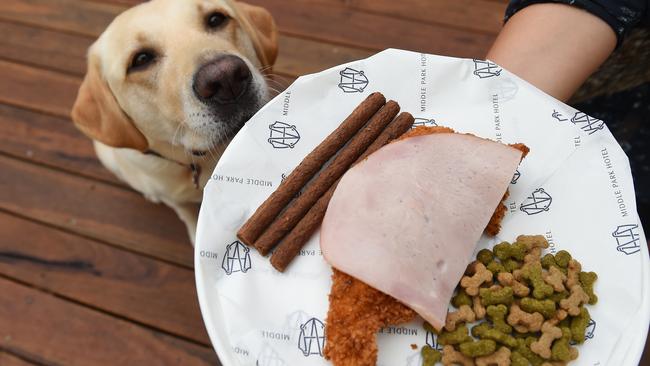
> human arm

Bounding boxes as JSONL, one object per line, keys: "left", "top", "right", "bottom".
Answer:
{"left": 486, "top": 3, "right": 617, "bottom": 101}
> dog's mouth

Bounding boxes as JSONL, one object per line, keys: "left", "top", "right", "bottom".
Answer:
{"left": 186, "top": 110, "right": 255, "bottom": 157}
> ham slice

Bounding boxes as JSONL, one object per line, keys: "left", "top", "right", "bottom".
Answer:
{"left": 320, "top": 132, "right": 523, "bottom": 330}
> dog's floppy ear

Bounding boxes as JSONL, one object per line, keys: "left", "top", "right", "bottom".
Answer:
{"left": 233, "top": 1, "right": 278, "bottom": 68}
{"left": 71, "top": 51, "right": 148, "bottom": 151}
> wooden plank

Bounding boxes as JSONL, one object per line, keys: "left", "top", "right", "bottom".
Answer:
{"left": 0, "top": 6, "right": 368, "bottom": 80}
{"left": 0, "top": 21, "right": 90, "bottom": 76}
{"left": 0, "top": 155, "right": 193, "bottom": 267}
{"left": 236, "top": 0, "right": 496, "bottom": 58}
{"left": 0, "top": 103, "right": 121, "bottom": 185}
{"left": 0, "top": 212, "right": 210, "bottom": 344}
{"left": 0, "top": 277, "right": 219, "bottom": 365}
{"left": 344, "top": 0, "right": 506, "bottom": 34}
{"left": 0, "top": 19, "right": 360, "bottom": 83}
{"left": 0, "top": 60, "right": 79, "bottom": 118}
{"left": 86, "top": 0, "right": 505, "bottom": 34}
{"left": 0, "top": 0, "right": 121, "bottom": 37}
{"left": 0, "top": 351, "right": 36, "bottom": 366}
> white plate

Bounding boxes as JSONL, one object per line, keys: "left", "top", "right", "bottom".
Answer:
{"left": 195, "top": 49, "right": 650, "bottom": 366}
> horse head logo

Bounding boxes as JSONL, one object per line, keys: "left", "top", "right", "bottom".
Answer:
{"left": 473, "top": 59, "right": 502, "bottom": 78}
{"left": 571, "top": 112, "right": 604, "bottom": 135}
{"left": 221, "top": 240, "right": 251, "bottom": 275}
{"left": 338, "top": 67, "right": 368, "bottom": 93}
{"left": 520, "top": 188, "right": 552, "bottom": 215}
{"left": 298, "top": 318, "right": 326, "bottom": 357}
{"left": 612, "top": 224, "right": 641, "bottom": 255}
{"left": 268, "top": 122, "right": 300, "bottom": 149}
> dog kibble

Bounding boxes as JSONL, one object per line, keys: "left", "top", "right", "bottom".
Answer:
{"left": 570, "top": 307, "right": 591, "bottom": 344}
{"left": 459, "top": 339, "right": 497, "bottom": 358}
{"left": 550, "top": 327, "right": 578, "bottom": 362}
{"left": 520, "top": 297, "right": 557, "bottom": 319}
{"left": 427, "top": 236, "right": 597, "bottom": 365}
{"left": 530, "top": 322, "right": 563, "bottom": 359}
{"left": 472, "top": 323, "right": 518, "bottom": 348}
{"left": 480, "top": 286, "right": 514, "bottom": 306}
{"left": 477, "top": 249, "right": 495, "bottom": 265}
{"left": 446, "top": 305, "right": 476, "bottom": 331}
{"left": 486, "top": 304, "right": 512, "bottom": 334}
{"left": 476, "top": 346, "right": 511, "bottom": 366}
{"left": 421, "top": 345, "right": 442, "bottom": 366}
{"left": 438, "top": 324, "right": 473, "bottom": 345}
{"left": 579, "top": 271, "right": 598, "bottom": 304}
{"left": 442, "top": 345, "right": 475, "bottom": 366}
{"left": 452, "top": 288, "right": 473, "bottom": 308}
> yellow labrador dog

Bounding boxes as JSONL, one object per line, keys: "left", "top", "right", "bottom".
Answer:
{"left": 71, "top": 0, "right": 277, "bottom": 244}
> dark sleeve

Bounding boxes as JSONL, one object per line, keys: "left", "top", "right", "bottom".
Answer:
{"left": 505, "top": 0, "right": 649, "bottom": 47}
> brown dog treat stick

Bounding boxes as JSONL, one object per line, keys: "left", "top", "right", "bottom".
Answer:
{"left": 237, "top": 92, "right": 385, "bottom": 246}
{"left": 270, "top": 112, "right": 415, "bottom": 271}
{"left": 254, "top": 101, "right": 400, "bottom": 255}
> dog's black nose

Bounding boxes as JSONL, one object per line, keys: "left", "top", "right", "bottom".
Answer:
{"left": 193, "top": 55, "right": 252, "bottom": 104}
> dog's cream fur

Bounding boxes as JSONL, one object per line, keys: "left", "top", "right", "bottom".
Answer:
{"left": 71, "top": 0, "right": 278, "bottom": 243}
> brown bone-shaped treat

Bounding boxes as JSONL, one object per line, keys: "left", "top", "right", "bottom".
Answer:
{"left": 531, "top": 322, "right": 563, "bottom": 359}
{"left": 560, "top": 285, "right": 589, "bottom": 316}
{"left": 516, "top": 235, "right": 549, "bottom": 250}
{"left": 565, "top": 259, "right": 581, "bottom": 288}
{"left": 507, "top": 303, "right": 544, "bottom": 333}
{"left": 543, "top": 266, "right": 567, "bottom": 292}
{"left": 442, "top": 345, "right": 475, "bottom": 366}
{"left": 445, "top": 305, "right": 476, "bottom": 331}
{"left": 498, "top": 272, "right": 530, "bottom": 297}
{"left": 461, "top": 262, "right": 493, "bottom": 296}
{"left": 524, "top": 247, "right": 542, "bottom": 265}
{"left": 548, "top": 309, "right": 568, "bottom": 326}
{"left": 475, "top": 346, "right": 511, "bottom": 366}
{"left": 473, "top": 296, "right": 486, "bottom": 320}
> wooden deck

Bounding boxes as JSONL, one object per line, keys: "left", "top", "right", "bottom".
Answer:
{"left": 0, "top": 0, "right": 647, "bottom": 365}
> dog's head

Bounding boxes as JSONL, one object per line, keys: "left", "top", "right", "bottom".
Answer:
{"left": 71, "top": 0, "right": 277, "bottom": 154}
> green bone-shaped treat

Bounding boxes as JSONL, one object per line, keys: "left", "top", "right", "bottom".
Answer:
{"left": 541, "top": 253, "right": 558, "bottom": 269}
{"left": 437, "top": 324, "right": 472, "bottom": 345}
{"left": 494, "top": 241, "right": 527, "bottom": 261}
{"left": 486, "top": 304, "right": 512, "bottom": 333}
{"left": 477, "top": 248, "right": 495, "bottom": 265}
{"left": 541, "top": 253, "right": 568, "bottom": 275}
{"left": 503, "top": 258, "right": 523, "bottom": 272}
{"left": 554, "top": 250, "right": 572, "bottom": 268}
{"left": 548, "top": 290, "right": 569, "bottom": 304}
{"left": 510, "top": 242, "right": 529, "bottom": 261}
{"left": 520, "top": 297, "right": 557, "bottom": 319}
{"left": 451, "top": 288, "right": 473, "bottom": 308}
{"left": 515, "top": 337, "right": 545, "bottom": 366}
{"left": 480, "top": 286, "right": 514, "bottom": 306}
{"left": 420, "top": 345, "right": 442, "bottom": 365}
{"left": 487, "top": 260, "right": 507, "bottom": 274}
{"left": 551, "top": 327, "right": 578, "bottom": 361}
{"left": 471, "top": 322, "right": 517, "bottom": 348}
{"left": 521, "top": 263, "right": 554, "bottom": 299}
{"left": 570, "top": 307, "right": 591, "bottom": 344}
{"left": 459, "top": 339, "right": 497, "bottom": 357}
{"left": 493, "top": 242, "right": 511, "bottom": 260}
{"left": 579, "top": 271, "right": 598, "bottom": 304}
{"left": 511, "top": 350, "right": 530, "bottom": 366}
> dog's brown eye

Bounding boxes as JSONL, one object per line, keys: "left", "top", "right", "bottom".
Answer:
{"left": 129, "top": 50, "right": 156, "bottom": 72}
{"left": 206, "top": 11, "right": 228, "bottom": 29}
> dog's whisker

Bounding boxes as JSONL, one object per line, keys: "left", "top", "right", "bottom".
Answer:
{"left": 262, "top": 75, "right": 289, "bottom": 91}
